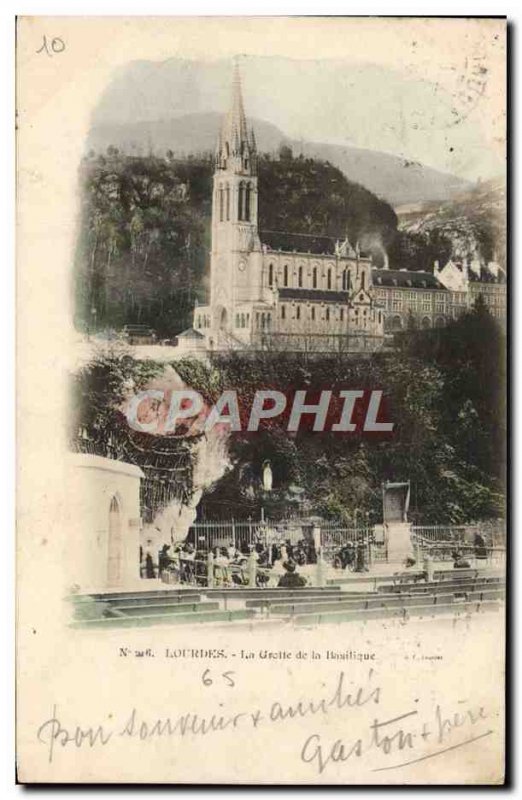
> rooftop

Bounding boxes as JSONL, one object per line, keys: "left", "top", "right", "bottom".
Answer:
{"left": 371, "top": 269, "right": 446, "bottom": 290}
{"left": 261, "top": 230, "right": 370, "bottom": 259}
{"left": 278, "top": 287, "right": 350, "bottom": 303}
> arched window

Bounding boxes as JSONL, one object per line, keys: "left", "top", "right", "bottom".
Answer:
{"left": 268, "top": 263, "right": 274, "bottom": 287}
{"left": 225, "top": 185, "right": 230, "bottom": 221}
{"left": 313, "top": 267, "right": 317, "bottom": 289}
{"left": 311, "top": 307, "right": 315, "bottom": 321}
{"left": 235, "top": 313, "right": 240, "bottom": 328}
{"left": 327, "top": 269, "right": 332, "bottom": 290}
{"left": 281, "top": 305, "right": 286, "bottom": 320}
{"left": 241, "top": 313, "right": 245, "bottom": 328}
{"left": 325, "top": 308, "right": 330, "bottom": 321}
{"left": 283, "top": 264, "right": 288, "bottom": 287}
{"left": 238, "top": 182, "right": 245, "bottom": 221}
{"left": 361, "top": 271, "right": 366, "bottom": 291}
{"left": 296, "top": 305, "right": 301, "bottom": 320}
{"left": 340, "top": 308, "right": 344, "bottom": 321}
{"left": 219, "top": 186, "right": 224, "bottom": 222}
{"left": 245, "top": 183, "right": 251, "bottom": 221}
{"left": 298, "top": 266, "right": 303, "bottom": 287}
{"left": 267, "top": 314, "right": 271, "bottom": 328}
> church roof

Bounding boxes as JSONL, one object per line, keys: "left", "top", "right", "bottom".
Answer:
{"left": 278, "top": 288, "right": 350, "bottom": 303}
{"left": 261, "top": 230, "right": 370, "bottom": 258}
{"left": 176, "top": 327, "right": 205, "bottom": 339}
{"left": 371, "top": 269, "right": 446, "bottom": 290}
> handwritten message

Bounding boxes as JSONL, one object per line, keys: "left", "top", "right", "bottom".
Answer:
{"left": 36, "top": 669, "right": 493, "bottom": 776}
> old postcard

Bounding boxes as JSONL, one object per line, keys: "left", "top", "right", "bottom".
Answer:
{"left": 16, "top": 16, "right": 507, "bottom": 784}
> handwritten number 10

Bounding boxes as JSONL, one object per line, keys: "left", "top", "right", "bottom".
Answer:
{"left": 36, "top": 35, "right": 65, "bottom": 57}
{"left": 202, "top": 669, "right": 236, "bottom": 688}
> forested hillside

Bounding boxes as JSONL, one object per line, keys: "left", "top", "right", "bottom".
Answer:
{"left": 73, "top": 148, "right": 398, "bottom": 336}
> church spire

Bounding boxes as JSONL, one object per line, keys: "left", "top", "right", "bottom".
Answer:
{"left": 216, "top": 59, "right": 256, "bottom": 174}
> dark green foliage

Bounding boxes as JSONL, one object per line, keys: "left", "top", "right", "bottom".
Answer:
{"left": 257, "top": 153, "right": 398, "bottom": 259}
{"left": 74, "top": 149, "right": 399, "bottom": 334}
{"left": 70, "top": 349, "right": 198, "bottom": 521}
{"left": 194, "top": 304, "right": 505, "bottom": 524}
{"left": 74, "top": 150, "right": 213, "bottom": 337}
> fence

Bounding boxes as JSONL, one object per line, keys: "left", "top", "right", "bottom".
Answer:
{"left": 180, "top": 518, "right": 377, "bottom": 576}
{"left": 411, "top": 522, "right": 506, "bottom": 569}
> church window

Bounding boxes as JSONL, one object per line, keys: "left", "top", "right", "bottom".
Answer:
{"left": 245, "top": 183, "right": 251, "bottom": 221}
{"left": 340, "top": 308, "right": 344, "bottom": 321}
{"left": 327, "top": 269, "right": 332, "bottom": 290}
{"left": 311, "top": 307, "right": 316, "bottom": 321}
{"left": 325, "top": 308, "right": 330, "bottom": 321}
{"left": 296, "top": 305, "right": 301, "bottom": 320}
{"left": 298, "top": 266, "right": 303, "bottom": 287}
{"left": 283, "top": 264, "right": 289, "bottom": 287}
{"left": 246, "top": 313, "right": 250, "bottom": 326}
{"left": 281, "top": 305, "right": 286, "bottom": 320}
{"left": 342, "top": 270, "right": 347, "bottom": 291}
{"left": 313, "top": 267, "right": 317, "bottom": 288}
{"left": 378, "top": 312, "right": 382, "bottom": 323}
{"left": 256, "top": 312, "right": 260, "bottom": 328}
{"left": 219, "top": 186, "right": 224, "bottom": 222}
{"left": 225, "top": 185, "right": 230, "bottom": 220}
{"left": 267, "top": 313, "right": 271, "bottom": 328}
{"left": 361, "top": 271, "right": 366, "bottom": 291}
{"left": 238, "top": 182, "right": 245, "bottom": 221}
{"left": 268, "top": 263, "right": 274, "bottom": 287}
{"left": 235, "top": 313, "right": 240, "bottom": 327}
{"left": 241, "top": 313, "right": 245, "bottom": 328}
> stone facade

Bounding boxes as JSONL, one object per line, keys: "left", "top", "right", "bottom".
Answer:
{"left": 193, "top": 65, "right": 384, "bottom": 352}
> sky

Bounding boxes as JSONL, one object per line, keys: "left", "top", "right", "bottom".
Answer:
{"left": 89, "top": 17, "right": 506, "bottom": 182}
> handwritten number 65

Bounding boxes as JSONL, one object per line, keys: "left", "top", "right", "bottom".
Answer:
{"left": 202, "top": 669, "right": 236, "bottom": 688}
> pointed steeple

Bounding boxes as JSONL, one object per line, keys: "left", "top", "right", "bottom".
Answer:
{"left": 216, "top": 59, "right": 256, "bottom": 174}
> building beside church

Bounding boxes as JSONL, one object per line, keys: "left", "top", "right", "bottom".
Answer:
{"left": 372, "top": 259, "right": 506, "bottom": 333}
{"left": 189, "top": 65, "right": 506, "bottom": 351}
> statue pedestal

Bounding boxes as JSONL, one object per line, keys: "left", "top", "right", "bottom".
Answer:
{"left": 386, "top": 522, "right": 414, "bottom": 565}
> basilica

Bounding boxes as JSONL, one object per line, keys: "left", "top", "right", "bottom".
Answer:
{"left": 191, "top": 65, "right": 384, "bottom": 353}
{"left": 188, "top": 65, "right": 505, "bottom": 354}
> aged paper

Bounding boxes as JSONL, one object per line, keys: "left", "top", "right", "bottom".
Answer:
{"left": 16, "top": 16, "right": 506, "bottom": 784}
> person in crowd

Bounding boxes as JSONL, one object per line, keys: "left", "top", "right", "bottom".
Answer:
{"left": 227, "top": 541, "right": 239, "bottom": 560}
{"left": 474, "top": 532, "right": 488, "bottom": 560}
{"left": 452, "top": 548, "right": 471, "bottom": 569}
{"left": 145, "top": 548, "right": 155, "bottom": 579}
{"left": 180, "top": 542, "right": 196, "bottom": 583}
{"left": 277, "top": 560, "right": 308, "bottom": 588}
{"left": 158, "top": 544, "right": 171, "bottom": 576}
{"left": 214, "top": 547, "right": 231, "bottom": 586}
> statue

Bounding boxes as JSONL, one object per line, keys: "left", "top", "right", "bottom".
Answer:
{"left": 262, "top": 460, "right": 273, "bottom": 492}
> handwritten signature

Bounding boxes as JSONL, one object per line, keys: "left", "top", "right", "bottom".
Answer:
{"left": 36, "top": 669, "right": 493, "bottom": 774}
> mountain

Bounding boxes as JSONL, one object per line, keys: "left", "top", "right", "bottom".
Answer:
{"left": 85, "top": 112, "right": 471, "bottom": 208}
{"left": 394, "top": 178, "right": 506, "bottom": 269}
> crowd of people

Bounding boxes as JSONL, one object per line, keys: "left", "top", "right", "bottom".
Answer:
{"left": 140, "top": 530, "right": 374, "bottom": 589}
{"left": 140, "top": 536, "right": 317, "bottom": 588}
